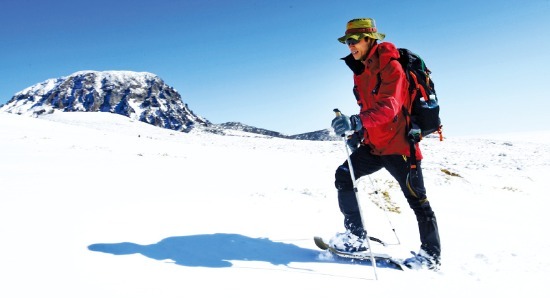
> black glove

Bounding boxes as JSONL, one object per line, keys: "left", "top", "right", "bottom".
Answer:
{"left": 349, "top": 114, "right": 362, "bottom": 132}
{"left": 346, "top": 131, "right": 362, "bottom": 152}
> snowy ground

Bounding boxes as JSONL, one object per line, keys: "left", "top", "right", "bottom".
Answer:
{"left": 1, "top": 111, "right": 549, "bottom": 297}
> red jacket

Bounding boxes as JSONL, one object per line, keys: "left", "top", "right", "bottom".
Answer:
{"left": 347, "top": 42, "right": 422, "bottom": 159}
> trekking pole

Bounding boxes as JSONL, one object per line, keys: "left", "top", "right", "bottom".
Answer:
{"left": 333, "top": 109, "right": 378, "bottom": 280}
{"left": 366, "top": 175, "right": 401, "bottom": 245}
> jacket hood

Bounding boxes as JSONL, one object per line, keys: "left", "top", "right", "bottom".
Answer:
{"left": 375, "top": 42, "right": 400, "bottom": 70}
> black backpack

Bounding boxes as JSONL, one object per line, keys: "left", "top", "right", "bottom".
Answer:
{"left": 396, "top": 48, "right": 443, "bottom": 176}
{"left": 397, "top": 48, "right": 442, "bottom": 140}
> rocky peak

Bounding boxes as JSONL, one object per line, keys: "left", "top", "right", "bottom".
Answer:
{"left": 1, "top": 70, "right": 209, "bottom": 132}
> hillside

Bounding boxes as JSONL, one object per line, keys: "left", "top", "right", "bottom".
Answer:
{"left": 0, "top": 112, "right": 548, "bottom": 297}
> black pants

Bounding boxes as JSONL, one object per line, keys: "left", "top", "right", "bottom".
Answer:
{"left": 334, "top": 145, "right": 441, "bottom": 258}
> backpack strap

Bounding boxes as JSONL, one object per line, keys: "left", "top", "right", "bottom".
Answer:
{"left": 402, "top": 102, "right": 419, "bottom": 179}
{"left": 401, "top": 69, "right": 421, "bottom": 178}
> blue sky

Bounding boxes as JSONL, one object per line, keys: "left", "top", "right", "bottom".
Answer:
{"left": 1, "top": 0, "right": 549, "bottom": 136}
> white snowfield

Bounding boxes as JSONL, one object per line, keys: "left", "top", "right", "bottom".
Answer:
{"left": 1, "top": 111, "right": 548, "bottom": 297}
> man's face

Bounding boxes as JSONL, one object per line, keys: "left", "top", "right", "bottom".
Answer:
{"left": 346, "top": 38, "right": 371, "bottom": 61}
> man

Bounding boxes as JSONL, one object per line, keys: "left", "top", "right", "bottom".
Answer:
{"left": 330, "top": 18, "right": 441, "bottom": 270}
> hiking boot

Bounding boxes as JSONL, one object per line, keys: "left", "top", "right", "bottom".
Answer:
{"left": 328, "top": 230, "right": 369, "bottom": 253}
{"left": 403, "top": 249, "right": 441, "bottom": 271}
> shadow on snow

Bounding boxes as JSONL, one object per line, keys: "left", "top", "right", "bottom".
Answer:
{"left": 88, "top": 233, "right": 398, "bottom": 269}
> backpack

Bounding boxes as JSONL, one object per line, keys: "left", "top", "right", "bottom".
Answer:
{"left": 397, "top": 48, "right": 443, "bottom": 141}
{"left": 396, "top": 48, "right": 443, "bottom": 176}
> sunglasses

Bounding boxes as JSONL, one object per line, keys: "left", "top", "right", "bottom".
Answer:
{"left": 345, "top": 38, "right": 362, "bottom": 46}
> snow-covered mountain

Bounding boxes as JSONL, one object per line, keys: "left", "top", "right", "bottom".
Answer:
{"left": 218, "top": 122, "right": 289, "bottom": 138}
{"left": 0, "top": 70, "right": 209, "bottom": 132}
{"left": 218, "top": 122, "right": 338, "bottom": 141}
{"left": 289, "top": 129, "right": 338, "bottom": 141}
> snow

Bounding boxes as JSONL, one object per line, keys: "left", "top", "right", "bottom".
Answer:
{"left": 1, "top": 111, "right": 549, "bottom": 297}
{"left": 70, "top": 70, "right": 159, "bottom": 81}
{"left": 14, "top": 77, "right": 63, "bottom": 97}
